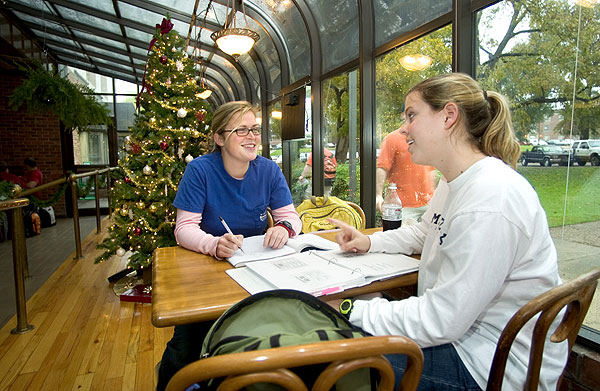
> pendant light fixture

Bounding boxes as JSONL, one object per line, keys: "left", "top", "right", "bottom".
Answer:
{"left": 399, "top": 54, "right": 433, "bottom": 71}
{"left": 211, "top": 0, "right": 260, "bottom": 59}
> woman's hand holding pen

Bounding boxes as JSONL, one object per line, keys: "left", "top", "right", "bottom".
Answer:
{"left": 327, "top": 218, "right": 371, "bottom": 253}
{"left": 216, "top": 233, "right": 244, "bottom": 259}
{"left": 263, "top": 226, "right": 288, "bottom": 249}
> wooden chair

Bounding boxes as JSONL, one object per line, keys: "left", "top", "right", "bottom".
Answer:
{"left": 487, "top": 267, "right": 600, "bottom": 391}
{"left": 166, "top": 335, "right": 424, "bottom": 391}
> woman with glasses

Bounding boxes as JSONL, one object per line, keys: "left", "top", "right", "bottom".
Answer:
{"left": 157, "top": 101, "right": 301, "bottom": 391}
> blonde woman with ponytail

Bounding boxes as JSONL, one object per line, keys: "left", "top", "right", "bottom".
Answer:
{"left": 327, "top": 73, "right": 567, "bottom": 391}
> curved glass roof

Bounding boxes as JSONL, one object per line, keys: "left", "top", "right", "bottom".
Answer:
{"left": 2, "top": 0, "right": 459, "bottom": 107}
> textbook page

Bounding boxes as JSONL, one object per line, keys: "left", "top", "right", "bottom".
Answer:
{"left": 227, "top": 234, "right": 339, "bottom": 267}
{"left": 226, "top": 267, "right": 276, "bottom": 295}
{"left": 313, "top": 250, "right": 419, "bottom": 283}
{"left": 245, "top": 251, "right": 366, "bottom": 296}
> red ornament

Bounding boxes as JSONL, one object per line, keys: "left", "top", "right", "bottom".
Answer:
{"left": 160, "top": 55, "right": 167, "bottom": 64}
{"left": 195, "top": 111, "right": 205, "bottom": 122}
{"left": 131, "top": 144, "right": 141, "bottom": 154}
{"left": 134, "top": 227, "right": 142, "bottom": 235}
{"left": 160, "top": 141, "right": 169, "bottom": 150}
{"left": 124, "top": 176, "right": 131, "bottom": 184}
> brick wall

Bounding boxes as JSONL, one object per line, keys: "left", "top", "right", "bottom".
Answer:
{"left": 0, "top": 70, "right": 67, "bottom": 216}
{"left": 560, "top": 344, "right": 600, "bottom": 391}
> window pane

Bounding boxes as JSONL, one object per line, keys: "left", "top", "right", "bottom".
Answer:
{"left": 322, "top": 70, "right": 360, "bottom": 204}
{"left": 375, "top": 25, "right": 452, "bottom": 227}
{"left": 476, "top": 1, "right": 600, "bottom": 332}
{"left": 373, "top": 0, "right": 452, "bottom": 47}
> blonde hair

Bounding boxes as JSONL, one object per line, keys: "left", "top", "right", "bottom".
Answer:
{"left": 408, "top": 73, "right": 521, "bottom": 168}
{"left": 210, "top": 101, "right": 259, "bottom": 152}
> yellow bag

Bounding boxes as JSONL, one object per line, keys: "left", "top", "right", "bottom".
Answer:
{"left": 296, "top": 195, "right": 364, "bottom": 233}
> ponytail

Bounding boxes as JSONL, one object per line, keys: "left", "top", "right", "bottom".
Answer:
{"left": 480, "top": 91, "right": 521, "bottom": 168}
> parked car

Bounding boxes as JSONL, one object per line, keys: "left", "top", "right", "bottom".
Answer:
{"left": 520, "top": 145, "right": 572, "bottom": 166}
{"left": 571, "top": 140, "right": 600, "bottom": 166}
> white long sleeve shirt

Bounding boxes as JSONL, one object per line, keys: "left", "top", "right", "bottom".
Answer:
{"left": 350, "top": 157, "right": 567, "bottom": 390}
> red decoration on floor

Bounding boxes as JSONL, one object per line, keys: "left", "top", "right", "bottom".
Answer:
{"left": 119, "top": 284, "right": 152, "bottom": 303}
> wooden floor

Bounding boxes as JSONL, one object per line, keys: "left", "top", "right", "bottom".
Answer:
{"left": 0, "top": 218, "right": 173, "bottom": 391}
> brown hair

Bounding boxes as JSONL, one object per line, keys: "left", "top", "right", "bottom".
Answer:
{"left": 408, "top": 73, "right": 521, "bottom": 168}
{"left": 210, "top": 101, "right": 259, "bottom": 152}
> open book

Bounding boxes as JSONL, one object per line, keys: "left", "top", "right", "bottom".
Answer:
{"left": 227, "top": 233, "right": 339, "bottom": 267}
{"left": 227, "top": 250, "right": 419, "bottom": 296}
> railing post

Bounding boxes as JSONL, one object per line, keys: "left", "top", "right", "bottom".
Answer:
{"left": 5, "top": 200, "right": 35, "bottom": 334}
{"left": 70, "top": 174, "right": 83, "bottom": 259}
{"left": 94, "top": 171, "right": 101, "bottom": 233}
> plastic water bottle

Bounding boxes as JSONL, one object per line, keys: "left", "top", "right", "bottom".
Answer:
{"left": 382, "top": 183, "right": 402, "bottom": 231}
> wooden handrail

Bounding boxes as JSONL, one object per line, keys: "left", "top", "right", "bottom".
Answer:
{"left": 13, "top": 176, "right": 68, "bottom": 198}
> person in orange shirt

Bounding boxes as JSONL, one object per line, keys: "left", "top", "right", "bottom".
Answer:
{"left": 376, "top": 122, "right": 435, "bottom": 223}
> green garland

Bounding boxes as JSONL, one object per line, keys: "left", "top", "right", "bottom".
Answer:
{"left": 27, "top": 182, "right": 68, "bottom": 208}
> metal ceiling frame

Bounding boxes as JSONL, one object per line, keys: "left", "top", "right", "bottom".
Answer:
{"left": 2, "top": 0, "right": 292, "bottom": 107}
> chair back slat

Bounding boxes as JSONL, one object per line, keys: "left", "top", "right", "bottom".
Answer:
{"left": 166, "top": 335, "right": 424, "bottom": 391}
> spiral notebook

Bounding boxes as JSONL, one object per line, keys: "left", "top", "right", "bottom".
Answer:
{"left": 227, "top": 233, "right": 339, "bottom": 267}
{"left": 227, "top": 250, "right": 419, "bottom": 296}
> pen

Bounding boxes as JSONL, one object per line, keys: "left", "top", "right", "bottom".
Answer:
{"left": 219, "top": 216, "right": 245, "bottom": 254}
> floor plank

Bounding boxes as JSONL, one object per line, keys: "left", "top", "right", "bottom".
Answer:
{"left": 0, "top": 218, "right": 174, "bottom": 390}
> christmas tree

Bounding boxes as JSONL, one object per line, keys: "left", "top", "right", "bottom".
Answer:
{"left": 96, "top": 17, "right": 212, "bottom": 270}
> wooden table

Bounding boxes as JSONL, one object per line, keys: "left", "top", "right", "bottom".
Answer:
{"left": 151, "top": 228, "right": 418, "bottom": 327}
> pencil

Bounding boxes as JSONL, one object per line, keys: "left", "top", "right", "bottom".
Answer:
{"left": 219, "top": 216, "right": 245, "bottom": 254}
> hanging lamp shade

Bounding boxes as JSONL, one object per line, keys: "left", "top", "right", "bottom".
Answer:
{"left": 210, "top": 0, "right": 260, "bottom": 59}
{"left": 211, "top": 28, "right": 259, "bottom": 58}
{"left": 399, "top": 54, "right": 433, "bottom": 71}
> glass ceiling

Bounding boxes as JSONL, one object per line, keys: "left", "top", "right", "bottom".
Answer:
{"left": 1, "top": 0, "right": 450, "bottom": 106}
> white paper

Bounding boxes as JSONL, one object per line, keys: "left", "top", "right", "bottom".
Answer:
{"left": 245, "top": 252, "right": 365, "bottom": 296}
{"left": 314, "top": 250, "right": 419, "bottom": 282}
{"left": 228, "top": 235, "right": 296, "bottom": 267}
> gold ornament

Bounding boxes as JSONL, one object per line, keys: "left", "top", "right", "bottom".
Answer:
{"left": 137, "top": 201, "right": 145, "bottom": 209}
{"left": 149, "top": 204, "right": 158, "bottom": 213}
{"left": 120, "top": 208, "right": 128, "bottom": 216}
{"left": 143, "top": 165, "right": 153, "bottom": 175}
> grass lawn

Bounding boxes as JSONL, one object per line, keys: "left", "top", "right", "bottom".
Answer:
{"left": 517, "top": 166, "right": 600, "bottom": 227}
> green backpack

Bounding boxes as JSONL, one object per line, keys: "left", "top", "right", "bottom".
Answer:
{"left": 198, "top": 289, "right": 375, "bottom": 391}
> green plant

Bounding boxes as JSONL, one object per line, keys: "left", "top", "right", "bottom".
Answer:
{"left": 9, "top": 62, "right": 111, "bottom": 130}
{"left": 331, "top": 163, "right": 360, "bottom": 203}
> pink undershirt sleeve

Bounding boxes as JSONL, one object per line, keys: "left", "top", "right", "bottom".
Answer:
{"left": 174, "top": 209, "right": 220, "bottom": 257}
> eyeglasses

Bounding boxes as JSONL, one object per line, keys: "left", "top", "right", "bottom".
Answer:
{"left": 223, "top": 126, "right": 261, "bottom": 137}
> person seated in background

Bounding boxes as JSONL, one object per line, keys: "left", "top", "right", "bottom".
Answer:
{"left": 0, "top": 161, "right": 26, "bottom": 187}
{"left": 157, "top": 101, "right": 302, "bottom": 391}
{"left": 326, "top": 73, "right": 567, "bottom": 391}
{"left": 23, "top": 158, "right": 43, "bottom": 189}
